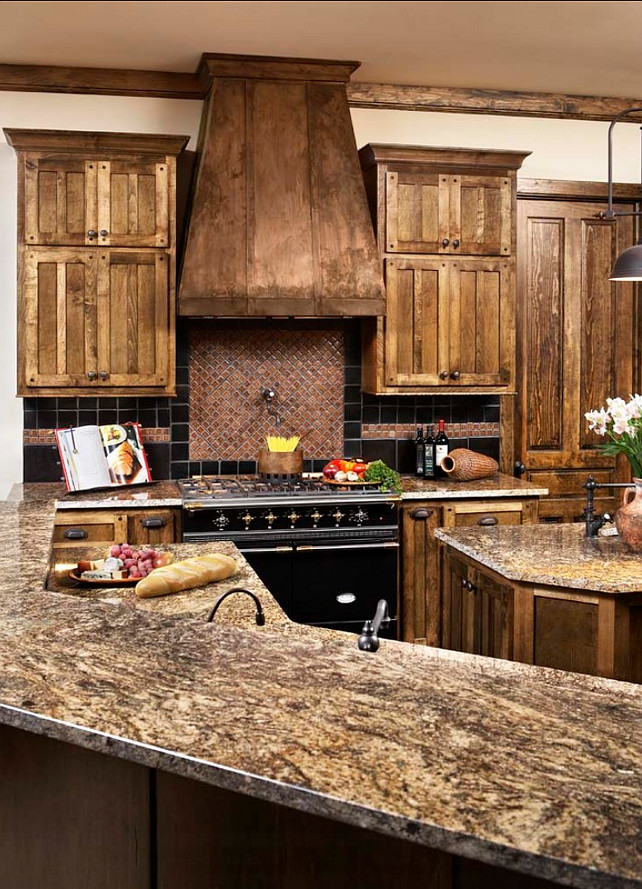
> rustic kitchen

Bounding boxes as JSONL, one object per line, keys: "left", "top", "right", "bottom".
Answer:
{"left": 1, "top": 2, "right": 641, "bottom": 888}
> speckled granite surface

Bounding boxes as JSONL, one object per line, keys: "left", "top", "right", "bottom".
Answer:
{"left": 435, "top": 523, "right": 642, "bottom": 593}
{"left": 0, "top": 500, "right": 641, "bottom": 887}
{"left": 400, "top": 473, "right": 548, "bottom": 499}
{"left": 7, "top": 480, "right": 182, "bottom": 507}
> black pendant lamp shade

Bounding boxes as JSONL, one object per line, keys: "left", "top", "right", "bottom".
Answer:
{"left": 610, "top": 243, "right": 642, "bottom": 281}
{"left": 604, "top": 106, "right": 642, "bottom": 281}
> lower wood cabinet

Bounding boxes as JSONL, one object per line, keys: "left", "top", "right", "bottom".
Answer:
{"left": 53, "top": 507, "right": 181, "bottom": 550}
{"left": 400, "top": 496, "right": 539, "bottom": 645}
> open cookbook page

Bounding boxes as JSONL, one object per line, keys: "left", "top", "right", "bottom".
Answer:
{"left": 56, "top": 423, "right": 152, "bottom": 492}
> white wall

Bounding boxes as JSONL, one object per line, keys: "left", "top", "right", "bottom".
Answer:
{"left": 0, "top": 94, "right": 639, "bottom": 495}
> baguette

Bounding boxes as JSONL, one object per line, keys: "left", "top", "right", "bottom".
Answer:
{"left": 134, "top": 553, "right": 237, "bottom": 598}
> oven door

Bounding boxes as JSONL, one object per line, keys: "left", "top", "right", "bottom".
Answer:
{"left": 290, "top": 540, "right": 398, "bottom": 637}
{"left": 236, "top": 543, "right": 294, "bottom": 615}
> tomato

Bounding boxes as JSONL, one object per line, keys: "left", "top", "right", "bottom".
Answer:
{"left": 352, "top": 461, "right": 368, "bottom": 476}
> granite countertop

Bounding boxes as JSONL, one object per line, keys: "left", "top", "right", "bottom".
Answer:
{"left": 400, "top": 473, "right": 549, "bottom": 499}
{"left": 0, "top": 499, "right": 641, "bottom": 888}
{"left": 435, "top": 522, "right": 642, "bottom": 593}
{"left": 8, "top": 474, "right": 548, "bottom": 508}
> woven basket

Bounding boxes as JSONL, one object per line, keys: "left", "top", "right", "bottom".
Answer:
{"left": 440, "top": 448, "right": 498, "bottom": 482}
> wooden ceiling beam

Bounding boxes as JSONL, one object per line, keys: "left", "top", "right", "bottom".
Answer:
{"left": 346, "top": 82, "right": 642, "bottom": 123}
{"left": 0, "top": 61, "right": 640, "bottom": 124}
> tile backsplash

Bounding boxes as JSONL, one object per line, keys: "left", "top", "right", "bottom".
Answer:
{"left": 22, "top": 320, "right": 500, "bottom": 482}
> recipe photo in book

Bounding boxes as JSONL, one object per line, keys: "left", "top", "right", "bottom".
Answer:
{"left": 55, "top": 423, "right": 152, "bottom": 492}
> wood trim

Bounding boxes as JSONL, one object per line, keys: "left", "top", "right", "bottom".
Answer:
{"left": 4, "top": 128, "right": 189, "bottom": 155}
{"left": 518, "top": 178, "right": 642, "bottom": 201}
{"left": 347, "top": 82, "right": 642, "bottom": 123}
{"left": 0, "top": 63, "right": 201, "bottom": 98}
{"left": 197, "top": 53, "right": 359, "bottom": 87}
{"left": 359, "top": 143, "right": 531, "bottom": 172}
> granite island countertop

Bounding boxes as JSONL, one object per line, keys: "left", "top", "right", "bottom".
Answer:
{"left": 434, "top": 522, "right": 642, "bottom": 593}
{"left": 0, "top": 498, "right": 641, "bottom": 887}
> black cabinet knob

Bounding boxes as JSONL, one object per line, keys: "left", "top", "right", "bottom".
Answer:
{"left": 63, "top": 528, "right": 88, "bottom": 540}
{"left": 99, "top": 230, "right": 109, "bottom": 237}
{"left": 514, "top": 461, "right": 526, "bottom": 476}
{"left": 87, "top": 230, "right": 97, "bottom": 239}
{"left": 439, "top": 370, "right": 449, "bottom": 380}
{"left": 409, "top": 507, "right": 433, "bottom": 520}
{"left": 87, "top": 371, "right": 97, "bottom": 381}
{"left": 450, "top": 370, "right": 460, "bottom": 380}
{"left": 99, "top": 370, "right": 109, "bottom": 381}
{"left": 452, "top": 239, "right": 460, "bottom": 248}
{"left": 442, "top": 238, "right": 450, "bottom": 247}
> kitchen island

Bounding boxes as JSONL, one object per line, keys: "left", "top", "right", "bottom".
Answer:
{"left": 435, "top": 523, "right": 642, "bottom": 682}
{"left": 0, "top": 497, "right": 641, "bottom": 888}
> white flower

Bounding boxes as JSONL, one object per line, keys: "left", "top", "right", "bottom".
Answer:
{"left": 585, "top": 408, "right": 609, "bottom": 435}
{"left": 613, "top": 417, "right": 632, "bottom": 435}
{"left": 628, "top": 394, "right": 642, "bottom": 419}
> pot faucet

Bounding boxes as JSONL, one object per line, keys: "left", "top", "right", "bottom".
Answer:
{"left": 206, "top": 587, "right": 266, "bottom": 626}
{"left": 358, "top": 599, "right": 390, "bottom": 652}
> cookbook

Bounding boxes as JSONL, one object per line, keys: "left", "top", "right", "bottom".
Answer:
{"left": 55, "top": 423, "right": 152, "bottom": 492}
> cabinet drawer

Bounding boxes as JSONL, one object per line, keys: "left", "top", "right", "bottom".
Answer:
{"left": 127, "top": 509, "right": 180, "bottom": 545}
{"left": 53, "top": 510, "right": 128, "bottom": 546}
{"left": 442, "top": 500, "right": 532, "bottom": 528}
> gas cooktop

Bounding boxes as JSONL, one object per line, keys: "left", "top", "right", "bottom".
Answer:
{"left": 177, "top": 475, "right": 397, "bottom": 507}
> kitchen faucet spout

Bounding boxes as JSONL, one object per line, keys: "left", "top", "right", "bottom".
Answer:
{"left": 358, "top": 599, "right": 390, "bottom": 652}
{"left": 206, "top": 587, "right": 266, "bottom": 626}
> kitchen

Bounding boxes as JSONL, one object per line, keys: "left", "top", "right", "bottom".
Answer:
{"left": 1, "top": 2, "right": 642, "bottom": 887}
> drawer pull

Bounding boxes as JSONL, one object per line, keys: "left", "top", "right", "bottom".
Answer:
{"left": 477, "top": 516, "right": 498, "bottom": 526}
{"left": 460, "top": 578, "right": 477, "bottom": 593}
{"left": 336, "top": 593, "right": 357, "bottom": 605}
{"left": 410, "top": 507, "right": 433, "bottom": 520}
{"left": 63, "top": 528, "right": 88, "bottom": 540}
{"left": 142, "top": 517, "right": 166, "bottom": 529}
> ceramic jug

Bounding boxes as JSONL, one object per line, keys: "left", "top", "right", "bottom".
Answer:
{"left": 614, "top": 478, "right": 642, "bottom": 551}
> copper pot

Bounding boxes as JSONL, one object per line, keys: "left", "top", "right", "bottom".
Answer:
{"left": 257, "top": 448, "right": 303, "bottom": 480}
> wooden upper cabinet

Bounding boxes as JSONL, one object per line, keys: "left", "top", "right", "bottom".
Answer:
{"left": 22, "top": 248, "right": 170, "bottom": 391}
{"left": 24, "top": 156, "right": 169, "bottom": 248}
{"left": 5, "top": 129, "right": 188, "bottom": 397}
{"left": 359, "top": 144, "right": 529, "bottom": 395}
{"left": 385, "top": 170, "right": 511, "bottom": 256}
{"left": 383, "top": 256, "right": 511, "bottom": 388}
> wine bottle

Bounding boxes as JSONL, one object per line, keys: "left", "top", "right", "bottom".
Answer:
{"left": 414, "top": 426, "right": 425, "bottom": 477}
{"left": 434, "top": 419, "right": 449, "bottom": 478}
{"left": 423, "top": 425, "right": 435, "bottom": 479}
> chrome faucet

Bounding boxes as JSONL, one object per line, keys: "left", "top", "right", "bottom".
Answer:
{"left": 261, "top": 387, "right": 281, "bottom": 426}
{"left": 206, "top": 587, "right": 266, "bottom": 626}
{"left": 358, "top": 599, "right": 390, "bottom": 652}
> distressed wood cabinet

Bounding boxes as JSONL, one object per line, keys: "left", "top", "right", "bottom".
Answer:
{"left": 4, "top": 129, "right": 188, "bottom": 397}
{"left": 359, "top": 144, "right": 529, "bottom": 396}
{"left": 400, "top": 494, "right": 539, "bottom": 645}
{"left": 53, "top": 507, "right": 181, "bottom": 549}
{"left": 516, "top": 180, "right": 642, "bottom": 521}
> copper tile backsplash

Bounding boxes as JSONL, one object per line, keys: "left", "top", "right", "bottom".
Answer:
{"left": 189, "top": 327, "right": 344, "bottom": 461}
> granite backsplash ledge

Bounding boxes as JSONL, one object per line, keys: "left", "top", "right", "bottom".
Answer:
{"left": 22, "top": 320, "right": 501, "bottom": 482}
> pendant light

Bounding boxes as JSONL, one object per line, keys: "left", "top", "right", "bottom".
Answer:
{"left": 601, "top": 106, "right": 642, "bottom": 281}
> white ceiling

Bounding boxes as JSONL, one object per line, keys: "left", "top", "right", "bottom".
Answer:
{"left": 1, "top": 0, "right": 642, "bottom": 97}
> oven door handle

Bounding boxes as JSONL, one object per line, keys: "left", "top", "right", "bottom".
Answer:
{"left": 237, "top": 546, "right": 294, "bottom": 554}
{"left": 295, "top": 542, "right": 399, "bottom": 552}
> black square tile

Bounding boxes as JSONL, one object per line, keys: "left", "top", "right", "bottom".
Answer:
{"left": 137, "top": 409, "right": 157, "bottom": 428}
{"left": 172, "top": 423, "right": 190, "bottom": 443}
{"left": 344, "top": 385, "right": 362, "bottom": 404}
{"left": 416, "top": 406, "right": 433, "bottom": 424}
{"left": 362, "top": 392, "right": 379, "bottom": 406}
{"left": 171, "top": 443, "right": 189, "bottom": 461}
{"left": 145, "top": 443, "right": 170, "bottom": 480}
{"left": 343, "top": 440, "right": 363, "bottom": 459}
{"left": 170, "top": 461, "right": 189, "bottom": 478}
{"left": 23, "top": 410, "right": 37, "bottom": 429}
{"left": 97, "top": 397, "right": 117, "bottom": 409}
{"left": 361, "top": 439, "right": 396, "bottom": 468}
{"left": 176, "top": 366, "right": 190, "bottom": 385}
{"left": 78, "top": 397, "right": 98, "bottom": 409}
{"left": 380, "top": 405, "right": 397, "bottom": 423}
{"left": 175, "top": 385, "right": 190, "bottom": 405}
{"left": 484, "top": 405, "right": 500, "bottom": 423}
{"left": 23, "top": 398, "right": 39, "bottom": 412}
{"left": 397, "top": 404, "right": 415, "bottom": 423}
{"left": 118, "top": 408, "right": 139, "bottom": 425}
{"left": 171, "top": 404, "right": 189, "bottom": 423}
{"left": 157, "top": 408, "right": 170, "bottom": 427}
{"left": 312, "top": 459, "right": 328, "bottom": 472}
{"left": 117, "top": 397, "right": 138, "bottom": 410}
{"left": 201, "top": 460, "right": 219, "bottom": 475}
{"left": 56, "top": 397, "right": 78, "bottom": 410}
{"left": 79, "top": 410, "right": 98, "bottom": 426}
{"left": 238, "top": 460, "right": 257, "bottom": 475}
{"left": 58, "top": 410, "right": 78, "bottom": 427}
{"left": 97, "top": 410, "right": 118, "bottom": 425}
{"left": 344, "top": 421, "right": 361, "bottom": 439}
{"left": 344, "top": 366, "right": 361, "bottom": 385}
{"left": 362, "top": 405, "right": 380, "bottom": 423}
{"left": 344, "top": 403, "right": 361, "bottom": 422}
{"left": 188, "top": 461, "right": 202, "bottom": 476}
{"left": 469, "top": 437, "right": 500, "bottom": 461}
{"left": 220, "top": 461, "right": 238, "bottom": 475}
{"left": 36, "top": 410, "right": 57, "bottom": 430}
{"left": 397, "top": 438, "right": 417, "bottom": 474}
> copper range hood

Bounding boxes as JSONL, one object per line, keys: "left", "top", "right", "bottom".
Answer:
{"left": 178, "top": 53, "right": 385, "bottom": 318}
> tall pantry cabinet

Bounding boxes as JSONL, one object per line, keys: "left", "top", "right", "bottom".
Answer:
{"left": 4, "top": 129, "right": 188, "bottom": 397}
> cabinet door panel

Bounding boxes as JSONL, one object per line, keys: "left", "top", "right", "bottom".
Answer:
{"left": 23, "top": 248, "right": 98, "bottom": 388}
{"left": 97, "top": 251, "right": 170, "bottom": 388}
{"left": 385, "top": 171, "right": 447, "bottom": 253}
{"left": 25, "top": 158, "right": 96, "bottom": 246}
{"left": 384, "top": 258, "right": 449, "bottom": 387}
{"left": 448, "top": 259, "right": 511, "bottom": 386}
{"left": 128, "top": 509, "right": 180, "bottom": 545}
{"left": 401, "top": 504, "right": 441, "bottom": 644}
{"left": 98, "top": 160, "right": 169, "bottom": 247}
{"left": 452, "top": 174, "right": 511, "bottom": 255}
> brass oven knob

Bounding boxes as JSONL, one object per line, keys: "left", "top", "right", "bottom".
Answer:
{"left": 264, "top": 511, "right": 277, "bottom": 528}
{"left": 287, "top": 510, "right": 300, "bottom": 528}
{"left": 332, "top": 509, "right": 345, "bottom": 526}
{"left": 241, "top": 511, "right": 254, "bottom": 529}
{"left": 309, "top": 509, "right": 322, "bottom": 527}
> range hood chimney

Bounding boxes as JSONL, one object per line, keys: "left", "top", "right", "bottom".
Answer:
{"left": 178, "top": 53, "right": 385, "bottom": 317}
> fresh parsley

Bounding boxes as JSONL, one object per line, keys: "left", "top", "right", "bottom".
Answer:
{"left": 363, "top": 460, "right": 402, "bottom": 493}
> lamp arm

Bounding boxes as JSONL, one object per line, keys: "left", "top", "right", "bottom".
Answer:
{"left": 607, "top": 106, "right": 642, "bottom": 215}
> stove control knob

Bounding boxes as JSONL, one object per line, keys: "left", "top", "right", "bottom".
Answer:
{"left": 350, "top": 507, "right": 369, "bottom": 526}
{"left": 287, "top": 510, "right": 300, "bottom": 528}
{"left": 263, "top": 510, "right": 277, "bottom": 529}
{"left": 212, "top": 511, "right": 229, "bottom": 531}
{"left": 241, "top": 511, "right": 254, "bottom": 529}
{"left": 332, "top": 508, "right": 345, "bottom": 526}
{"left": 309, "top": 509, "right": 323, "bottom": 528}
